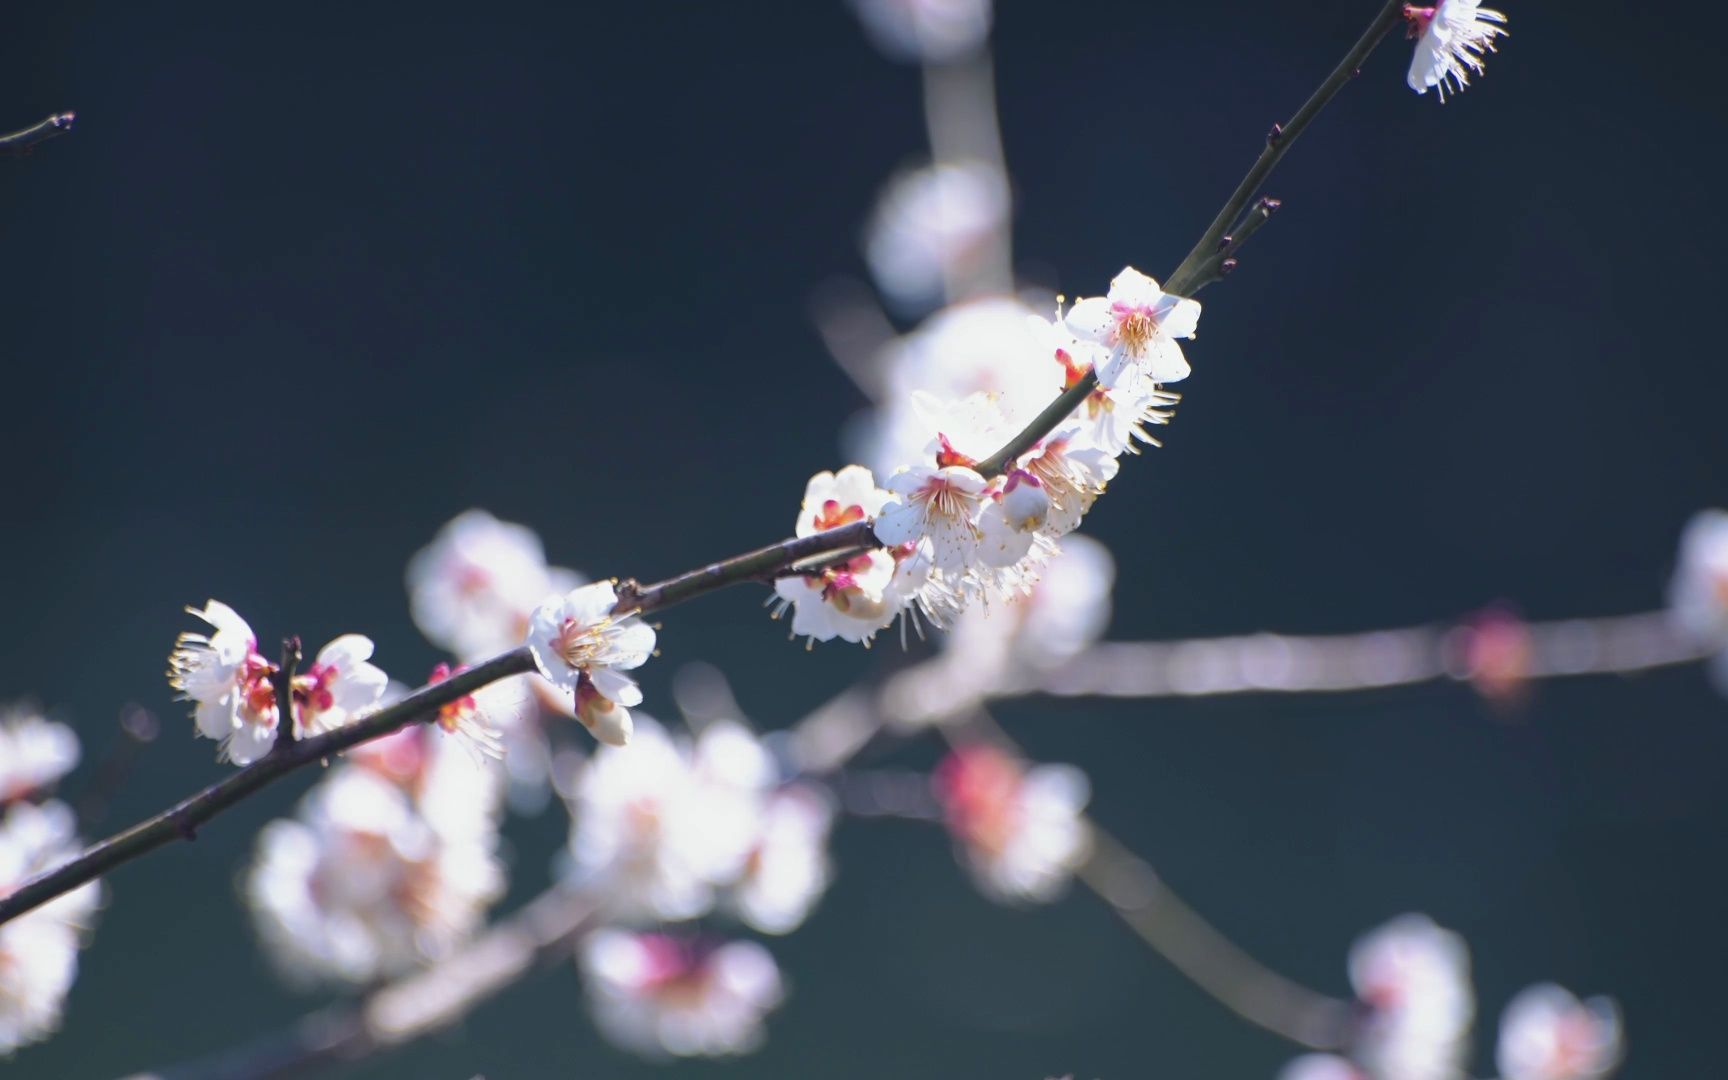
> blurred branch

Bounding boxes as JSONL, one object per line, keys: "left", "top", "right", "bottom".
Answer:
{"left": 1163, "top": 0, "right": 1406, "bottom": 295}
{"left": 127, "top": 887, "right": 598, "bottom": 1080}
{"left": 0, "top": 111, "right": 75, "bottom": 155}
{"left": 921, "top": 50, "right": 1013, "bottom": 299}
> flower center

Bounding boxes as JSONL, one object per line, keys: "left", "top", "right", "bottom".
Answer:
{"left": 812, "top": 499, "right": 866, "bottom": 532}
{"left": 934, "top": 432, "right": 977, "bottom": 468}
{"left": 555, "top": 616, "right": 610, "bottom": 669}
{"left": 1403, "top": 4, "right": 1437, "bottom": 35}
{"left": 1112, "top": 304, "right": 1157, "bottom": 355}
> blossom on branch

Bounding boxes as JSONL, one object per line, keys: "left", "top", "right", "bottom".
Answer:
{"left": 292, "top": 635, "right": 389, "bottom": 738}
{"left": 580, "top": 930, "right": 785, "bottom": 1059}
{"left": 526, "top": 581, "right": 656, "bottom": 747}
{"left": 1031, "top": 311, "right": 1178, "bottom": 458}
{"left": 933, "top": 744, "right": 1091, "bottom": 903}
{"left": 1496, "top": 984, "right": 1623, "bottom": 1080}
{"left": 770, "top": 466, "right": 922, "bottom": 646}
{"left": 1404, "top": 0, "right": 1509, "bottom": 101}
{"left": 1064, "top": 267, "right": 1201, "bottom": 389}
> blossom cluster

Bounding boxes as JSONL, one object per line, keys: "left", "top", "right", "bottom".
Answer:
{"left": 1279, "top": 914, "right": 1621, "bottom": 1080}
{"left": 244, "top": 716, "right": 506, "bottom": 986}
{"left": 564, "top": 715, "right": 831, "bottom": 1056}
{"left": 0, "top": 710, "right": 97, "bottom": 1057}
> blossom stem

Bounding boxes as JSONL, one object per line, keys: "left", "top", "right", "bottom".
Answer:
{"left": 1163, "top": 0, "right": 1406, "bottom": 296}
{"left": 0, "top": 111, "right": 76, "bottom": 154}
{"left": 978, "top": 1, "right": 1404, "bottom": 477}
{"left": 0, "top": 648, "right": 535, "bottom": 928}
{"left": 612, "top": 518, "right": 879, "bottom": 616}
{"left": 270, "top": 637, "right": 302, "bottom": 750}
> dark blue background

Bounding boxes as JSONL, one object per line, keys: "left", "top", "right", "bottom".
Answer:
{"left": 3, "top": 1, "right": 1724, "bottom": 1076}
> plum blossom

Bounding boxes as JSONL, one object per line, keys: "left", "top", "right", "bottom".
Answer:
{"left": 0, "top": 709, "right": 79, "bottom": 804}
{"left": 0, "top": 801, "right": 101, "bottom": 1056}
{"left": 1031, "top": 311, "right": 1178, "bottom": 458}
{"left": 580, "top": 930, "right": 785, "bottom": 1059}
{"left": 1668, "top": 509, "right": 1728, "bottom": 689}
{"left": 933, "top": 744, "right": 1091, "bottom": 903}
{"left": 726, "top": 785, "right": 835, "bottom": 935}
{"left": 526, "top": 581, "right": 656, "bottom": 747}
{"left": 1013, "top": 426, "right": 1118, "bottom": 537}
{"left": 770, "top": 466, "right": 919, "bottom": 646}
{"left": 1064, "top": 266, "right": 1201, "bottom": 388}
{"left": 168, "top": 602, "right": 391, "bottom": 765}
{"left": 563, "top": 717, "right": 762, "bottom": 922}
{"left": 245, "top": 766, "right": 504, "bottom": 986}
{"left": 350, "top": 710, "right": 506, "bottom": 844}
{"left": 1348, "top": 914, "right": 1475, "bottom": 1080}
{"left": 1496, "top": 984, "right": 1623, "bottom": 1080}
{"left": 407, "top": 509, "right": 585, "bottom": 661}
{"left": 846, "top": 0, "right": 992, "bottom": 63}
{"left": 875, "top": 462, "right": 990, "bottom": 573}
{"left": 1405, "top": 1, "right": 1509, "bottom": 102}
{"left": 865, "top": 160, "right": 1009, "bottom": 309}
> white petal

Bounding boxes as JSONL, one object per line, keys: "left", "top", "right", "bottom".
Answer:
{"left": 1145, "top": 339, "right": 1192, "bottom": 384}
{"left": 872, "top": 500, "right": 923, "bottom": 546}
{"left": 315, "top": 634, "right": 375, "bottom": 669}
{"left": 1063, "top": 296, "right": 1113, "bottom": 342}
{"left": 591, "top": 667, "right": 644, "bottom": 707}
{"left": 1155, "top": 295, "right": 1202, "bottom": 340}
{"left": 1108, "top": 266, "right": 1162, "bottom": 306}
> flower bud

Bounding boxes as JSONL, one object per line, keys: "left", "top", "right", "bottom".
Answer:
{"left": 1001, "top": 471, "right": 1049, "bottom": 533}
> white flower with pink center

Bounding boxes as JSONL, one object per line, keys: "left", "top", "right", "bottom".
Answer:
{"left": 580, "top": 930, "right": 785, "bottom": 1060}
{"left": 875, "top": 463, "right": 989, "bottom": 573}
{"left": 0, "top": 709, "right": 80, "bottom": 805}
{"left": 168, "top": 601, "right": 285, "bottom": 765}
{"left": 1030, "top": 311, "right": 1178, "bottom": 458}
{"left": 407, "top": 509, "right": 585, "bottom": 661}
{"left": 1405, "top": 1, "right": 1508, "bottom": 102}
{"left": 1064, "top": 266, "right": 1201, "bottom": 388}
{"left": 0, "top": 801, "right": 101, "bottom": 1056}
{"left": 526, "top": 580, "right": 656, "bottom": 747}
{"left": 933, "top": 744, "right": 1091, "bottom": 904}
{"left": 245, "top": 766, "right": 503, "bottom": 986}
{"left": 1496, "top": 984, "right": 1623, "bottom": 1080}
{"left": 1014, "top": 426, "right": 1119, "bottom": 537}
{"left": 771, "top": 465, "right": 919, "bottom": 645}
{"left": 293, "top": 634, "right": 389, "bottom": 739}
{"left": 1348, "top": 913, "right": 1475, "bottom": 1080}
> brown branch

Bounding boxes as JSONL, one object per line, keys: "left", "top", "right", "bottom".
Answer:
{"left": 0, "top": 111, "right": 76, "bottom": 155}
{"left": 270, "top": 638, "right": 302, "bottom": 751}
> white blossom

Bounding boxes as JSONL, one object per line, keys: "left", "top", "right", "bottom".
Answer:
{"left": 293, "top": 634, "right": 388, "bottom": 738}
{"left": 727, "top": 785, "right": 835, "bottom": 935}
{"left": 934, "top": 744, "right": 1091, "bottom": 903}
{"left": 1064, "top": 266, "right": 1200, "bottom": 388}
{"left": 1029, "top": 310, "right": 1178, "bottom": 458}
{"left": 1496, "top": 984, "right": 1623, "bottom": 1080}
{"left": 1405, "top": 1, "right": 1509, "bottom": 102}
{"left": 0, "top": 710, "right": 80, "bottom": 804}
{"left": 350, "top": 709, "right": 506, "bottom": 844}
{"left": 1348, "top": 914, "right": 1475, "bottom": 1080}
{"left": 0, "top": 802, "right": 101, "bottom": 1057}
{"left": 245, "top": 767, "right": 503, "bottom": 986}
{"left": 407, "top": 509, "right": 585, "bottom": 660}
{"left": 846, "top": 0, "right": 991, "bottom": 63}
{"left": 526, "top": 581, "right": 656, "bottom": 747}
{"left": 875, "top": 463, "right": 989, "bottom": 573}
{"left": 865, "top": 160, "right": 1009, "bottom": 309}
{"left": 580, "top": 930, "right": 785, "bottom": 1059}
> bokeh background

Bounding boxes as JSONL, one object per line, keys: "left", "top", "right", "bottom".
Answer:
{"left": 4, "top": 1, "right": 1725, "bottom": 1076}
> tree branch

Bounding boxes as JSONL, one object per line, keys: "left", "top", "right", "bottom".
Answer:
{"left": 270, "top": 638, "right": 302, "bottom": 751}
{"left": 0, "top": 111, "right": 76, "bottom": 155}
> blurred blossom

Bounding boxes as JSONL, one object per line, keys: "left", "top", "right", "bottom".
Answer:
{"left": 1063, "top": 266, "right": 1200, "bottom": 388}
{"left": 1496, "top": 984, "right": 1623, "bottom": 1080}
{"left": 580, "top": 930, "right": 785, "bottom": 1059}
{"left": 526, "top": 581, "right": 657, "bottom": 747}
{"left": 1348, "top": 914, "right": 1474, "bottom": 1080}
{"left": 350, "top": 717, "right": 506, "bottom": 844}
{"left": 1404, "top": 0, "right": 1508, "bottom": 102}
{"left": 168, "top": 601, "right": 389, "bottom": 764}
{"left": 407, "top": 509, "right": 585, "bottom": 661}
{"left": 846, "top": 0, "right": 991, "bottom": 63}
{"left": 933, "top": 744, "right": 1091, "bottom": 904}
{"left": 727, "top": 785, "right": 835, "bottom": 935}
{"left": 0, "top": 801, "right": 101, "bottom": 1056}
{"left": 0, "top": 708, "right": 79, "bottom": 804}
{"left": 1668, "top": 509, "right": 1728, "bottom": 688}
{"left": 245, "top": 766, "right": 503, "bottom": 986}
{"left": 1456, "top": 605, "right": 1533, "bottom": 708}
{"left": 865, "top": 160, "right": 1008, "bottom": 311}
{"left": 1278, "top": 1055, "right": 1369, "bottom": 1080}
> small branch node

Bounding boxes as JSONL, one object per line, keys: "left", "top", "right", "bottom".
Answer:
{"left": 272, "top": 636, "right": 303, "bottom": 751}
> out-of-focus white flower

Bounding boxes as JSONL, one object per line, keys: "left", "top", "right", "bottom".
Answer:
{"left": 580, "top": 930, "right": 785, "bottom": 1060}
{"left": 527, "top": 581, "right": 656, "bottom": 747}
{"left": 727, "top": 785, "right": 835, "bottom": 935}
{"left": 563, "top": 717, "right": 760, "bottom": 922}
{"left": 1065, "top": 267, "right": 1200, "bottom": 388}
{"left": 246, "top": 767, "right": 503, "bottom": 986}
{"left": 0, "top": 801, "right": 101, "bottom": 1056}
{"left": 933, "top": 744, "right": 1091, "bottom": 903}
{"left": 351, "top": 711, "right": 505, "bottom": 844}
{"left": 846, "top": 0, "right": 991, "bottom": 63}
{"left": 0, "top": 710, "right": 79, "bottom": 804}
{"left": 1405, "top": 1, "right": 1508, "bottom": 102}
{"left": 1496, "top": 984, "right": 1623, "bottom": 1080}
{"left": 407, "top": 509, "right": 585, "bottom": 660}
{"left": 865, "top": 160, "right": 1009, "bottom": 310}
{"left": 1278, "top": 1055, "right": 1370, "bottom": 1080}
{"left": 1669, "top": 509, "right": 1728, "bottom": 688}
{"left": 294, "top": 635, "right": 388, "bottom": 738}
{"left": 876, "top": 463, "right": 989, "bottom": 573}
{"left": 1348, "top": 913, "right": 1475, "bottom": 1080}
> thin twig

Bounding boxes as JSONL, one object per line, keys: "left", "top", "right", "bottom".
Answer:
{"left": 0, "top": 111, "right": 76, "bottom": 155}
{"left": 271, "top": 638, "right": 302, "bottom": 751}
